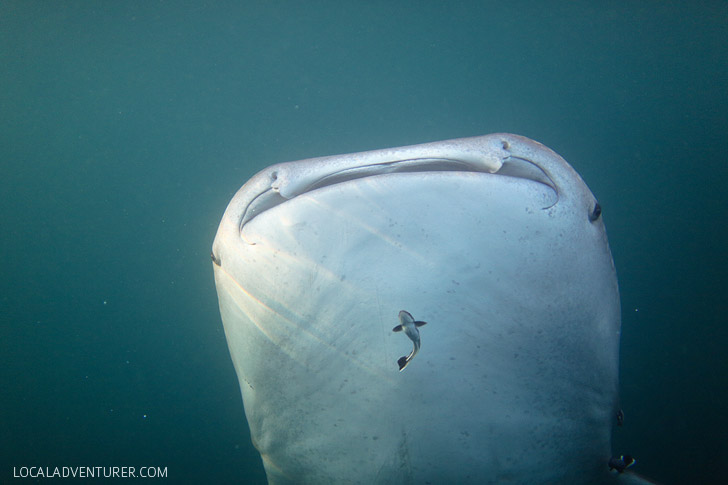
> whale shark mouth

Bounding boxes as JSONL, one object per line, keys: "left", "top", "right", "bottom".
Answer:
{"left": 237, "top": 154, "right": 558, "bottom": 234}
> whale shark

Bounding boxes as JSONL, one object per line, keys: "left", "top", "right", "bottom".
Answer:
{"left": 211, "top": 134, "right": 653, "bottom": 483}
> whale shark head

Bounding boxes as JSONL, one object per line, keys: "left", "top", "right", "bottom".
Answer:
{"left": 211, "top": 134, "right": 647, "bottom": 483}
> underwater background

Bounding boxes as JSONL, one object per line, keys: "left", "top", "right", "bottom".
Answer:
{"left": 1, "top": 1, "right": 726, "bottom": 483}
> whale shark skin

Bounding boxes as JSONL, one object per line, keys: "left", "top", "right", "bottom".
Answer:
{"left": 211, "top": 134, "right": 651, "bottom": 484}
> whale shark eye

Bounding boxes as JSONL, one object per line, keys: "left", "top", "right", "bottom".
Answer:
{"left": 589, "top": 202, "right": 602, "bottom": 222}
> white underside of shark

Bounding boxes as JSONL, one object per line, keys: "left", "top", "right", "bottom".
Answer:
{"left": 211, "top": 134, "right": 654, "bottom": 484}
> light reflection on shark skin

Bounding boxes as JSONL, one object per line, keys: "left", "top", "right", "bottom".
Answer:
{"left": 211, "top": 134, "right": 653, "bottom": 484}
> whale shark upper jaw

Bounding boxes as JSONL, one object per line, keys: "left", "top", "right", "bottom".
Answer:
{"left": 234, "top": 134, "right": 559, "bottom": 235}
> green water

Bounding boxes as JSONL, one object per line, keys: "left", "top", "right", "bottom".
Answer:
{"left": 2, "top": 2, "right": 726, "bottom": 483}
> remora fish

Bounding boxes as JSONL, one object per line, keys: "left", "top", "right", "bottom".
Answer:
{"left": 392, "top": 310, "right": 427, "bottom": 371}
